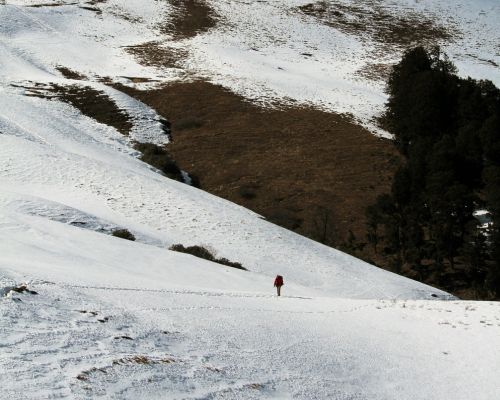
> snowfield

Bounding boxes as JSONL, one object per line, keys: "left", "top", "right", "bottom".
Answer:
{"left": 1, "top": 1, "right": 500, "bottom": 399}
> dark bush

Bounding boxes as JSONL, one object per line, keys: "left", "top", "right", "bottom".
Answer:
{"left": 112, "top": 229, "right": 136, "bottom": 241}
{"left": 268, "top": 209, "right": 302, "bottom": 230}
{"left": 134, "top": 142, "right": 183, "bottom": 182}
{"left": 217, "top": 257, "right": 246, "bottom": 270}
{"left": 169, "top": 244, "right": 215, "bottom": 261}
{"left": 238, "top": 187, "right": 256, "bottom": 200}
{"left": 189, "top": 173, "right": 201, "bottom": 188}
{"left": 169, "top": 244, "right": 247, "bottom": 270}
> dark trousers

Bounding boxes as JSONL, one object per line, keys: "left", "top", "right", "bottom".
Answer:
{"left": 276, "top": 286, "right": 281, "bottom": 296}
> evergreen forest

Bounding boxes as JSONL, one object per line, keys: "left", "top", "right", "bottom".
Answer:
{"left": 368, "top": 47, "right": 500, "bottom": 299}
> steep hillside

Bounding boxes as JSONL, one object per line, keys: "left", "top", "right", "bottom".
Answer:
{"left": 0, "top": 85, "right": 444, "bottom": 299}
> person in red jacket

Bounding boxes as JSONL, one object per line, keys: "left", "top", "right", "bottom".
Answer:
{"left": 274, "top": 275, "right": 284, "bottom": 296}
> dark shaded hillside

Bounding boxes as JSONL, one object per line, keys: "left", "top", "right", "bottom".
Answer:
{"left": 369, "top": 47, "right": 500, "bottom": 299}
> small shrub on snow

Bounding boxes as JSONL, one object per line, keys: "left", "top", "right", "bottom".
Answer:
{"left": 170, "top": 244, "right": 215, "bottom": 261}
{"left": 169, "top": 244, "right": 247, "bottom": 270}
{"left": 112, "top": 229, "right": 136, "bottom": 241}
{"left": 134, "top": 143, "right": 183, "bottom": 182}
{"left": 216, "top": 257, "right": 246, "bottom": 270}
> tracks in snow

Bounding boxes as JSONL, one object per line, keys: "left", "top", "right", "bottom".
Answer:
{"left": 0, "top": 280, "right": 278, "bottom": 398}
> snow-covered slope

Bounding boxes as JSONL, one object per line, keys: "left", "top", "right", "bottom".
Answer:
{"left": 1, "top": 1, "right": 499, "bottom": 399}
{"left": 0, "top": 88, "right": 444, "bottom": 300}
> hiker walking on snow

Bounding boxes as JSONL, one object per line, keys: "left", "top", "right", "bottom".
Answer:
{"left": 274, "top": 275, "right": 284, "bottom": 296}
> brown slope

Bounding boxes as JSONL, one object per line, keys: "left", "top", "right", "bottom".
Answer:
{"left": 117, "top": 81, "right": 399, "bottom": 263}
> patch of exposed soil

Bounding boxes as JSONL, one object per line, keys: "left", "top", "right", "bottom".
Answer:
{"left": 117, "top": 81, "right": 399, "bottom": 259}
{"left": 56, "top": 66, "right": 87, "bottom": 80}
{"left": 17, "top": 81, "right": 132, "bottom": 135}
{"left": 355, "top": 62, "right": 393, "bottom": 82}
{"left": 125, "top": 41, "right": 188, "bottom": 70}
{"left": 297, "top": 1, "right": 456, "bottom": 80}
{"left": 298, "top": 1, "right": 453, "bottom": 49}
{"left": 163, "top": 0, "right": 218, "bottom": 40}
{"left": 51, "top": 84, "right": 133, "bottom": 135}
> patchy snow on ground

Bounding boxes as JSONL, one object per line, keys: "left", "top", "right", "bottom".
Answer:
{"left": 181, "top": 0, "right": 500, "bottom": 134}
{"left": 1, "top": 1, "right": 499, "bottom": 135}
{"left": 1, "top": 1, "right": 500, "bottom": 399}
{"left": 1, "top": 0, "right": 171, "bottom": 81}
{"left": 0, "top": 0, "right": 172, "bottom": 144}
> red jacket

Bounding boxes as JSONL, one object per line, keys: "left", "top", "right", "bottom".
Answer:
{"left": 274, "top": 275, "right": 284, "bottom": 287}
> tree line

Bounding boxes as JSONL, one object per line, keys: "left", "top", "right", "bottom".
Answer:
{"left": 367, "top": 47, "right": 500, "bottom": 299}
